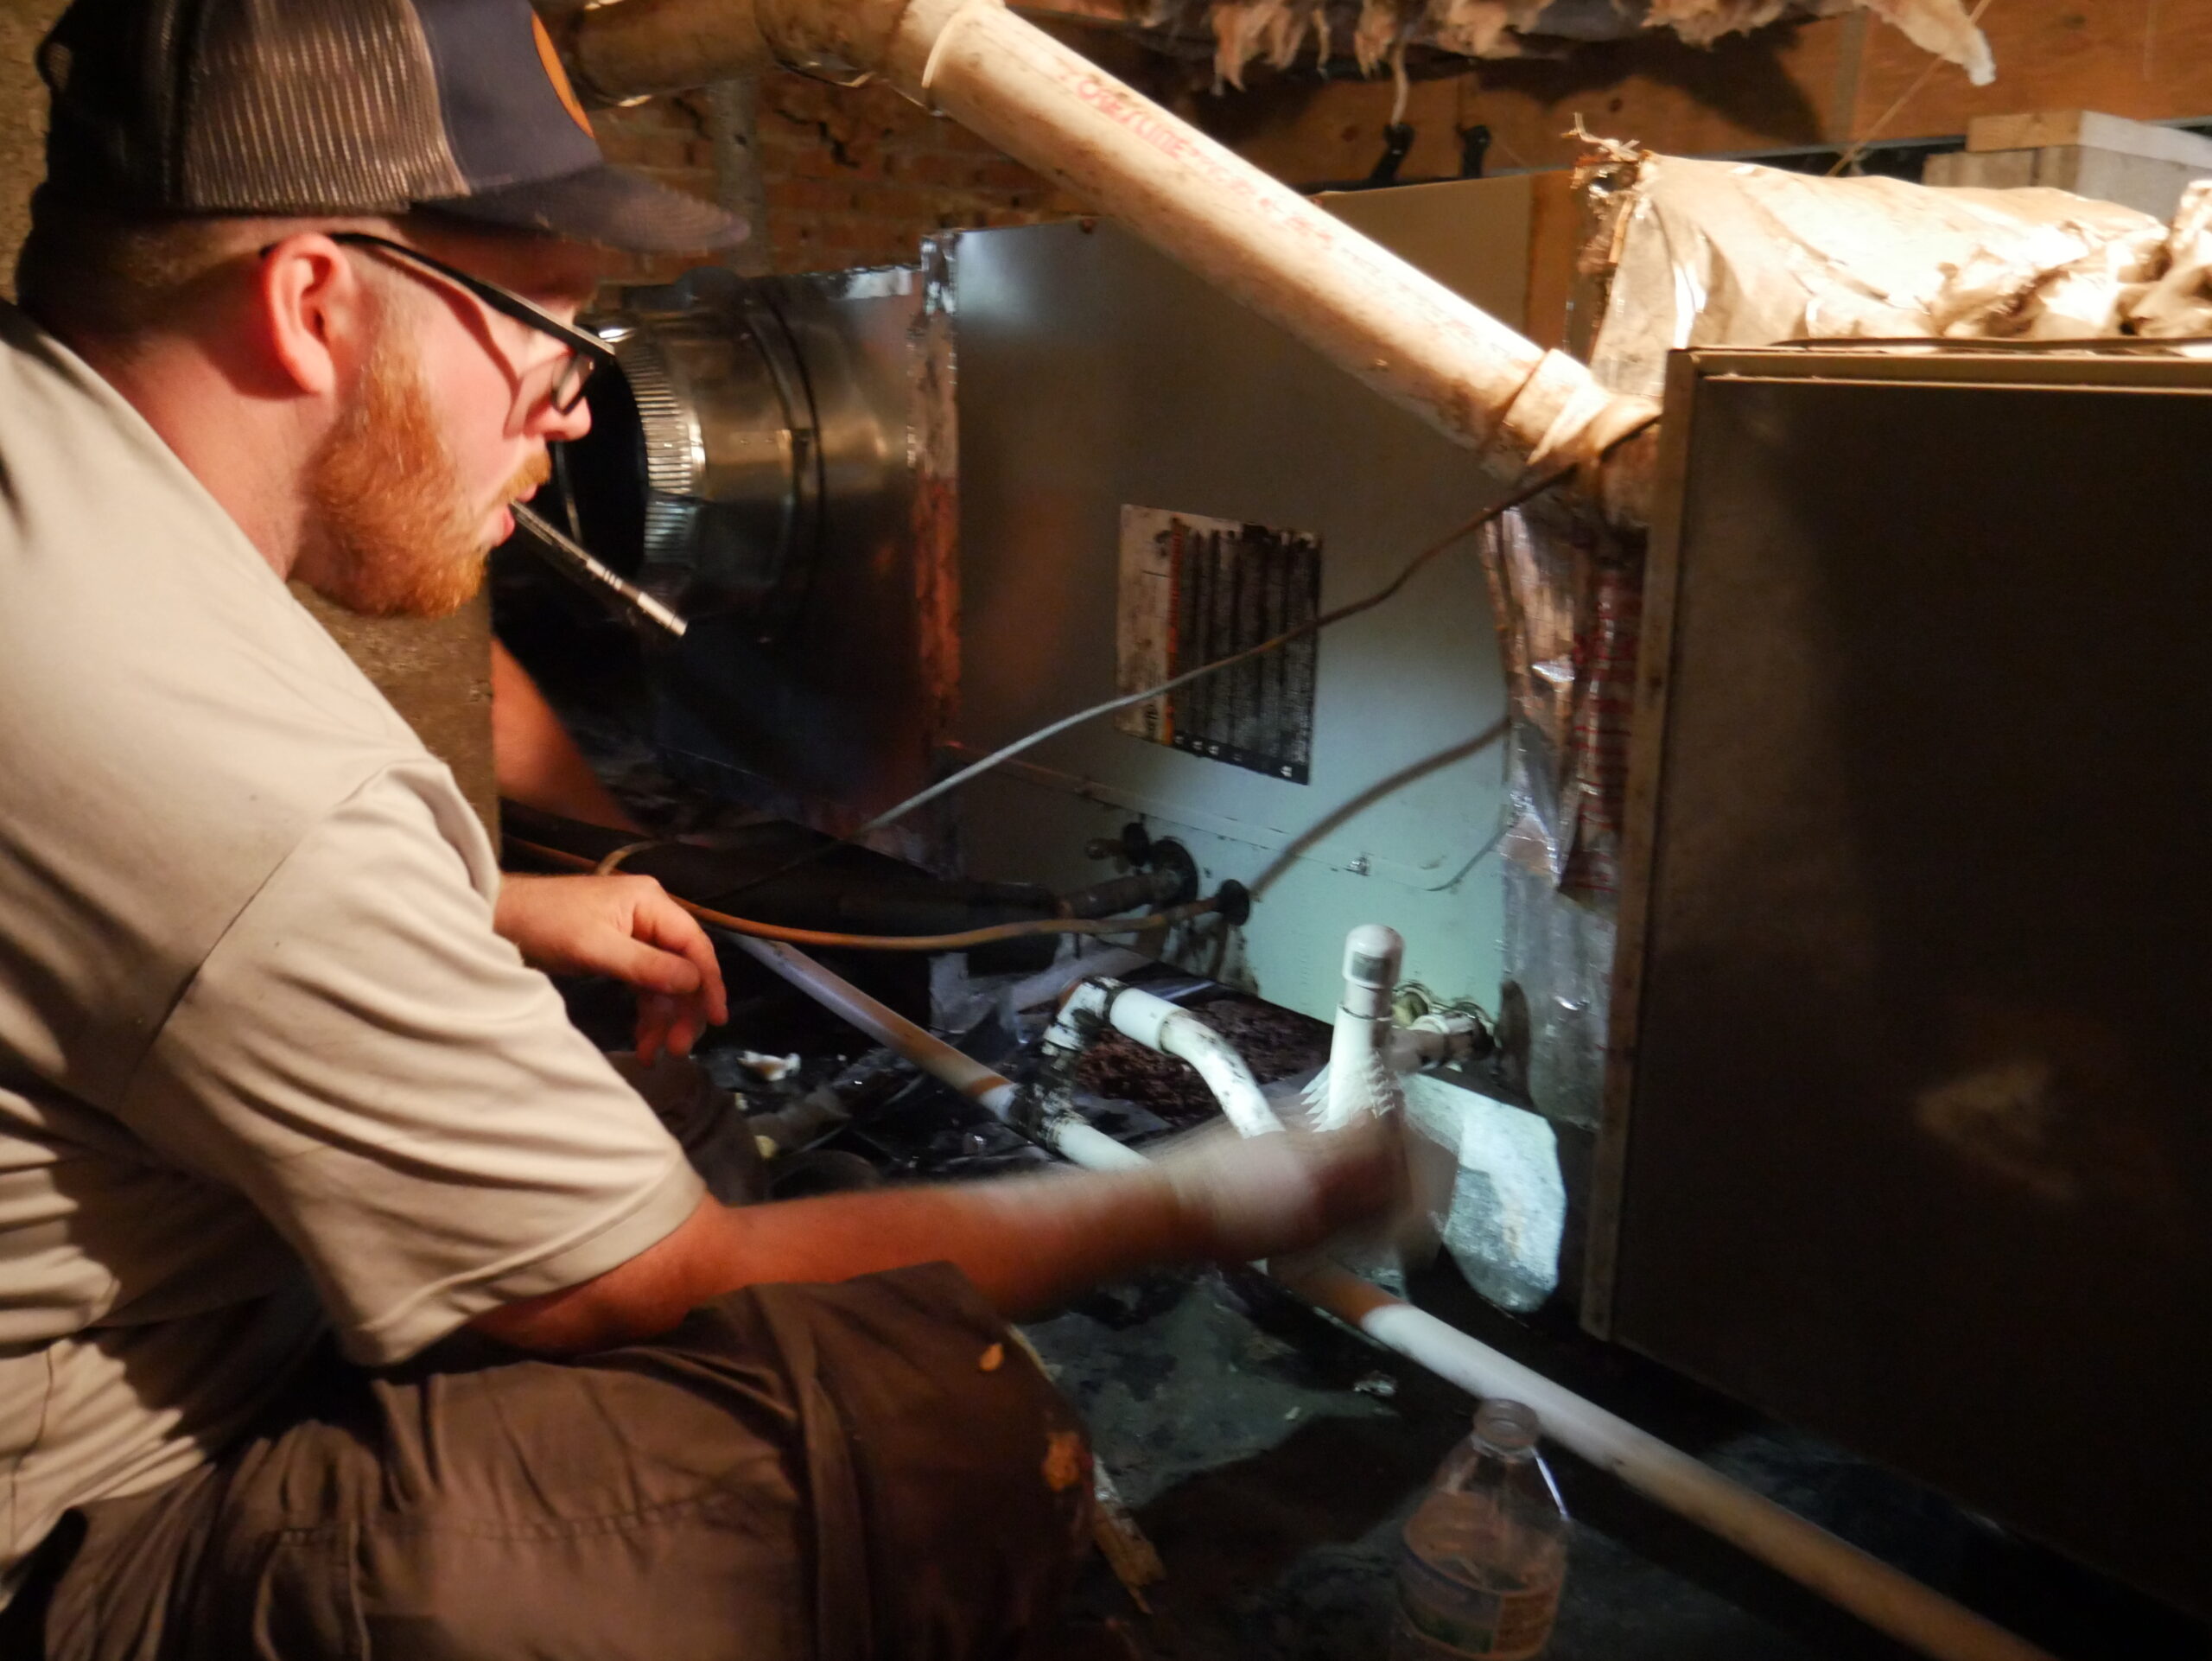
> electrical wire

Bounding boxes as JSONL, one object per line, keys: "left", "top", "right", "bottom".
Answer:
{"left": 504, "top": 837, "right": 1220, "bottom": 950}
{"left": 858, "top": 460, "right": 1585, "bottom": 842}
{"left": 1827, "top": 0, "right": 1998, "bottom": 178}
{"left": 707, "top": 900, "right": 1216, "bottom": 951}
{"left": 562, "top": 443, "right": 1627, "bottom": 911}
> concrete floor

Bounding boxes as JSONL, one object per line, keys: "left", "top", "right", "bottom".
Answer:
{"left": 657, "top": 971, "right": 2209, "bottom": 1661}
{"left": 1021, "top": 1263, "right": 2209, "bottom": 1661}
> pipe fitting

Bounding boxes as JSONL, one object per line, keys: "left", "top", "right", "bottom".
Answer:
{"left": 1388, "top": 1010, "right": 1491, "bottom": 1073}
{"left": 1319, "top": 925, "right": 1408, "bottom": 1131}
{"left": 1040, "top": 978, "right": 1284, "bottom": 1139}
{"left": 753, "top": 0, "right": 922, "bottom": 83}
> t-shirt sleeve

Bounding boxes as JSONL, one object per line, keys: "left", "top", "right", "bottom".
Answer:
{"left": 116, "top": 767, "right": 707, "bottom": 1365}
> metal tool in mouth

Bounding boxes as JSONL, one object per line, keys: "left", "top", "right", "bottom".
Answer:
{"left": 510, "top": 500, "right": 690, "bottom": 639}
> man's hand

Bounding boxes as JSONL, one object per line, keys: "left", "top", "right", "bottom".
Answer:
{"left": 1149, "top": 1114, "right": 1409, "bottom": 1263}
{"left": 493, "top": 874, "right": 728, "bottom": 1060}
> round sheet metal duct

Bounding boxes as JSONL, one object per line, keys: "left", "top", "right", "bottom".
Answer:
{"left": 568, "top": 266, "right": 893, "bottom": 639}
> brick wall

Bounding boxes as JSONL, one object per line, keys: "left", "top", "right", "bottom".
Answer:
{"left": 590, "top": 71, "right": 1083, "bottom": 283}
{"left": 587, "top": 98, "right": 721, "bottom": 285}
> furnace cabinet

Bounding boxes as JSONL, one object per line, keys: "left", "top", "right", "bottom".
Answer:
{"left": 1589, "top": 344, "right": 2212, "bottom": 1618}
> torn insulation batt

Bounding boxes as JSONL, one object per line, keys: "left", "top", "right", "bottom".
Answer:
{"left": 1130, "top": 0, "right": 1994, "bottom": 90}
{"left": 1487, "top": 151, "right": 2212, "bottom": 1128}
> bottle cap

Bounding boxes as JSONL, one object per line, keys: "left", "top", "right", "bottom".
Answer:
{"left": 1473, "top": 1399, "right": 1540, "bottom": 1454}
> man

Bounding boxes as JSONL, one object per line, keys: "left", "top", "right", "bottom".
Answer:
{"left": 0, "top": 1, "right": 1397, "bottom": 1656}
{"left": 491, "top": 638, "right": 647, "bottom": 832}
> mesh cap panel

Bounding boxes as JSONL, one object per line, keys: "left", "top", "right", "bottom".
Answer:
{"left": 181, "top": 0, "right": 467, "bottom": 213}
{"left": 37, "top": 0, "right": 743, "bottom": 252}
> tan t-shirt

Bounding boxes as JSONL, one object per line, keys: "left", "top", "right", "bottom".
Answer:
{"left": 0, "top": 305, "right": 706, "bottom": 1594}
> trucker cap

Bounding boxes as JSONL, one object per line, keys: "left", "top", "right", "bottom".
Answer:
{"left": 36, "top": 0, "right": 747, "bottom": 254}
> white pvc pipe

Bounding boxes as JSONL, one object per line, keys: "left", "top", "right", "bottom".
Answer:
{"left": 558, "top": 0, "right": 1662, "bottom": 521}
{"left": 1320, "top": 922, "right": 1404, "bottom": 1131}
{"left": 1053, "top": 965, "right": 2058, "bottom": 1661}
{"left": 1065, "top": 980, "right": 1284, "bottom": 1138}
{"left": 731, "top": 936, "right": 1020, "bottom": 1118}
{"left": 737, "top": 933, "right": 2053, "bottom": 1661}
{"left": 1274, "top": 1263, "right": 2056, "bottom": 1661}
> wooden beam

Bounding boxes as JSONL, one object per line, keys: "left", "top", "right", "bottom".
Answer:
{"left": 1848, "top": 0, "right": 2212, "bottom": 144}
{"left": 1201, "top": 18, "right": 1854, "bottom": 185}
{"left": 1522, "top": 168, "right": 1578, "bottom": 353}
{"left": 1014, "top": 0, "right": 1141, "bottom": 25}
{"left": 1967, "top": 107, "right": 2212, "bottom": 164}
{"left": 1158, "top": 2, "right": 2212, "bottom": 182}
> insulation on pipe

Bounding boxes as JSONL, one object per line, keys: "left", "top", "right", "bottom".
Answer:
{"left": 550, "top": 0, "right": 1662, "bottom": 524}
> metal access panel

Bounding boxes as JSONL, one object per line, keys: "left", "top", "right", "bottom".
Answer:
{"left": 1592, "top": 345, "right": 2212, "bottom": 1616}
{"left": 949, "top": 176, "right": 1535, "bottom": 1021}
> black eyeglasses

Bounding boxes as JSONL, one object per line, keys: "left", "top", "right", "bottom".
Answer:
{"left": 325, "top": 232, "right": 617, "bottom": 415}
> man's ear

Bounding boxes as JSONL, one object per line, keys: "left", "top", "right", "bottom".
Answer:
{"left": 254, "top": 233, "right": 370, "bottom": 398}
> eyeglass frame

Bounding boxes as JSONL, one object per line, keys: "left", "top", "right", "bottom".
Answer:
{"left": 310, "top": 231, "right": 618, "bottom": 416}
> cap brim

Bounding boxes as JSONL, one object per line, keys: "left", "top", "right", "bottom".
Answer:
{"left": 421, "top": 165, "right": 747, "bottom": 254}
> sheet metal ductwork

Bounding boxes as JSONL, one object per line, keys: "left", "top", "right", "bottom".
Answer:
{"left": 569, "top": 267, "right": 900, "bottom": 639}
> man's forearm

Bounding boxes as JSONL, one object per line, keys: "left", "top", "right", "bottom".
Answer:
{"left": 471, "top": 1168, "right": 1209, "bottom": 1354}
{"left": 469, "top": 1117, "right": 1400, "bottom": 1356}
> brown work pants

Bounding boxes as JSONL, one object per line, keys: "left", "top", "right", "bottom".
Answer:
{"left": 9, "top": 1263, "right": 1091, "bottom": 1661}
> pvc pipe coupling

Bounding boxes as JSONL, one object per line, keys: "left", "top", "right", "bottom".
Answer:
{"left": 1318, "top": 925, "right": 1407, "bottom": 1131}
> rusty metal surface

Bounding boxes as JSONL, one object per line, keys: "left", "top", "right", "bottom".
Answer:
{"left": 909, "top": 239, "right": 962, "bottom": 869}
{"left": 1597, "top": 345, "right": 2212, "bottom": 1620}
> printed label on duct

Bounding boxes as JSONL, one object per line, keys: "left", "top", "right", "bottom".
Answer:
{"left": 1115, "top": 506, "right": 1320, "bottom": 784}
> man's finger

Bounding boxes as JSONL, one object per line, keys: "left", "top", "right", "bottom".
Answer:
{"left": 634, "top": 990, "right": 677, "bottom": 1064}
{"left": 601, "top": 933, "right": 705, "bottom": 998}
{"left": 664, "top": 999, "right": 705, "bottom": 1058}
{"left": 630, "top": 890, "right": 728, "bottom": 1026}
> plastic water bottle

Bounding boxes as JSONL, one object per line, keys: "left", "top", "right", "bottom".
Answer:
{"left": 1390, "top": 1400, "right": 1568, "bottom": 1659}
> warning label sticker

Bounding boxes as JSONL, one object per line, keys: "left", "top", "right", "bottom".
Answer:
{"left": 1116, "top": 506, "right": 1320, "bottom": 785}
